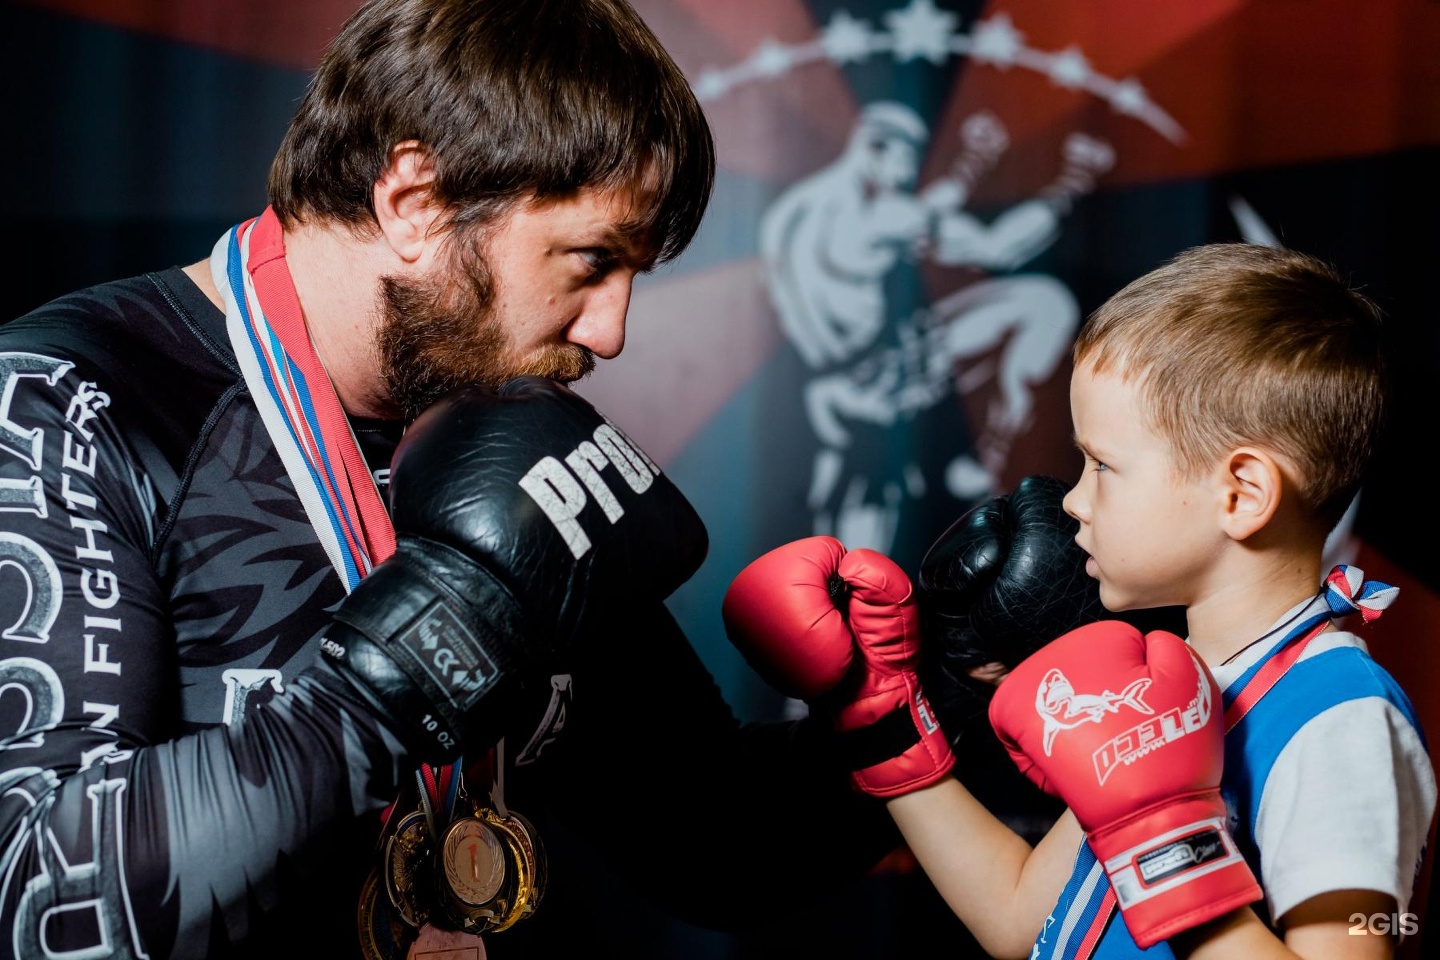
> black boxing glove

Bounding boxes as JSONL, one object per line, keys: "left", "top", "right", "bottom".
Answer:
{"left": 320, "top": 376, "right": 708, "bottom": 764}
{"left": 916, "top": 474, "right": 1105, "bottom": 743}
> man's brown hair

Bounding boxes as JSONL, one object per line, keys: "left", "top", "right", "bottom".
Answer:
{"left": 268, "top": 0, "right": 714, "bottom": 264}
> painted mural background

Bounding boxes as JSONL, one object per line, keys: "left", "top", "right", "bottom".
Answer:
{"left": 4, "top": 2, "right": 1439, "bottom": 956}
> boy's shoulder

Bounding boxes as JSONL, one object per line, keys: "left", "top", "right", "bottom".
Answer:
{"left": 1224, "top": 629, "right": 1421, "bottom": 749}
{"left": 1215, "top": 626, "right": 1419, "bottom": 728}
{"left": 1288, "top": 630, "right": 1420, "bottom": 724}
{"left": 1223, "top": 629, "right": 1431, "bottom": 816}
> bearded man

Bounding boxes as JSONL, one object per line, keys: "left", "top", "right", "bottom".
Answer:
{"left": 0, "top": 2, "right": 901, "bottom": 957}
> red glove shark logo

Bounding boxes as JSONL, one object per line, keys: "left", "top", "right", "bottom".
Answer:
{"left": 1035, "top": 668, "right": 1153, "bottom": 756}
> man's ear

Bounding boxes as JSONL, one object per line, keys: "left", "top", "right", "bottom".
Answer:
{"left": 1218, "top": 447, "right": 1283, "bottom": 541}
{"left": 373, "top": 140, "right": 441, "bottom": 264}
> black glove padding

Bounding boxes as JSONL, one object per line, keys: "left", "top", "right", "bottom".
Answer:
{"left": 916, "top": 474, "right": 1105, "bottom": 744}
{"left": 322, "top": 376, "right": 708, "bottom": 763}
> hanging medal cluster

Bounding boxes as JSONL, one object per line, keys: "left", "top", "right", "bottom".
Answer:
{"left": 378, "top": 747, "right": 547, "bottom": 939}
{"left": 214, "top": 211, "right": 550, "bottom": 955}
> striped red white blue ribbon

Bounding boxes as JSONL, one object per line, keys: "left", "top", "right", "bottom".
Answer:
{"left": 210, "top": 207, "right": 395, "bottom": 591}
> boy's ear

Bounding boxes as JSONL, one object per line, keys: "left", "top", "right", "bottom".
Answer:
{"left": 1218, "top": 447, "right": 1283, "bottom": 541}
{"left": 373, "top": 140, "right": 441, "bottom": 264}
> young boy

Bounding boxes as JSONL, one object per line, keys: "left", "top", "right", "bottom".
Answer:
{"left": 723, "top": 243, "right": 1436, "bottom": 958}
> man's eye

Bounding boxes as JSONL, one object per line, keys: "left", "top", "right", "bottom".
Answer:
{"left": 578, "top": 249, "right": 615, "bottom": 275}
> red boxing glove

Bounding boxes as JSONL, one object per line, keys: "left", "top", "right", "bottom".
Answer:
{"left": 989, "top": 621, "right": 1260, "bottom": 948}
{"left": 723, "top": 536, "right": 954, "bottom": 797}
{"left": 720, "top": 535, "right": 855, "bottom": 701}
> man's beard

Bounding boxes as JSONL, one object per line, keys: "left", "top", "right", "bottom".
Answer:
{"left": 376, "top": 239, "right": 594, "bottom": 422}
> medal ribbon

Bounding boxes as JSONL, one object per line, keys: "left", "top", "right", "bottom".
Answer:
{"left": 212, "top": 210, "right": 486, "bottom": 949}
{"left": 211, "top": 206, "right": 396, "bottom": 589}
{"left": 1222, "top": 564, "right": 1397, "bottom": 730}
{"left": 1069, "top": 563, "right": 1396, "bottom": 957}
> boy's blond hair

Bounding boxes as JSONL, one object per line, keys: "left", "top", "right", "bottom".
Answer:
{"left": 1073, "top": 243, "right": 1388, "bottom": 531}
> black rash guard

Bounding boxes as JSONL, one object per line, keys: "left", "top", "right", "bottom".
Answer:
{"left": 0, "top": 268, "right": 898, "bottom": 959}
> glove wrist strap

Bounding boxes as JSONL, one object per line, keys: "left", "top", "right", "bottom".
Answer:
{"left": 1089, "top": 791, "right": 1260, "bottom": 948}
{"left": 836, "top": 681, "right": 955, "bottom": 797}
{"left": 835, "top": 706, "right": 920, "bottom": 771}
{"left": 325, "top": 539, "right": 529, "bottom": 763}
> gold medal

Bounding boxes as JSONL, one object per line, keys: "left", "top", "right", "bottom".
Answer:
{"left": 439, "top": 814, "right": 507, "bottom": 909}
{"left": 384, "top": 809, "right": 436, "bottom": 928}
{"left": 499, "top": 810, "right": 546, "bottom": 926}
{"left": 435, "top": 806, "right": 546, "bottom": 934}
{"left": 358, "top": 865, "right": 418, "bottom": 960}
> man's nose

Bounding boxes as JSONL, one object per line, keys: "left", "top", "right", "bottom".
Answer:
{"left": 567, "top": 274, "right": 632, "bottom": 359}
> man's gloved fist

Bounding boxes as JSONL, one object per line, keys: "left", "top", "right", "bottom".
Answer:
{"left": 321, "top": 376, "right": 708, "bottom": 764}
{"left": 917, "top": 475, "right": 1107, "bottom": 739}
{"left": 989, "top": 621, "right": 1261, "bottom": 948}
{"left": 722, "top": 536, "right": 953, "bottom": 798}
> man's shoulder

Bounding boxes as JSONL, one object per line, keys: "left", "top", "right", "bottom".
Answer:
{"left": 1, "top": 268, "right": 248, "bottom": 495}
{"left": 3, "top": 267, "right": 232, "bottom": 370}
{"left": 2, "top": 267, "right": 239, "bottom": 408}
